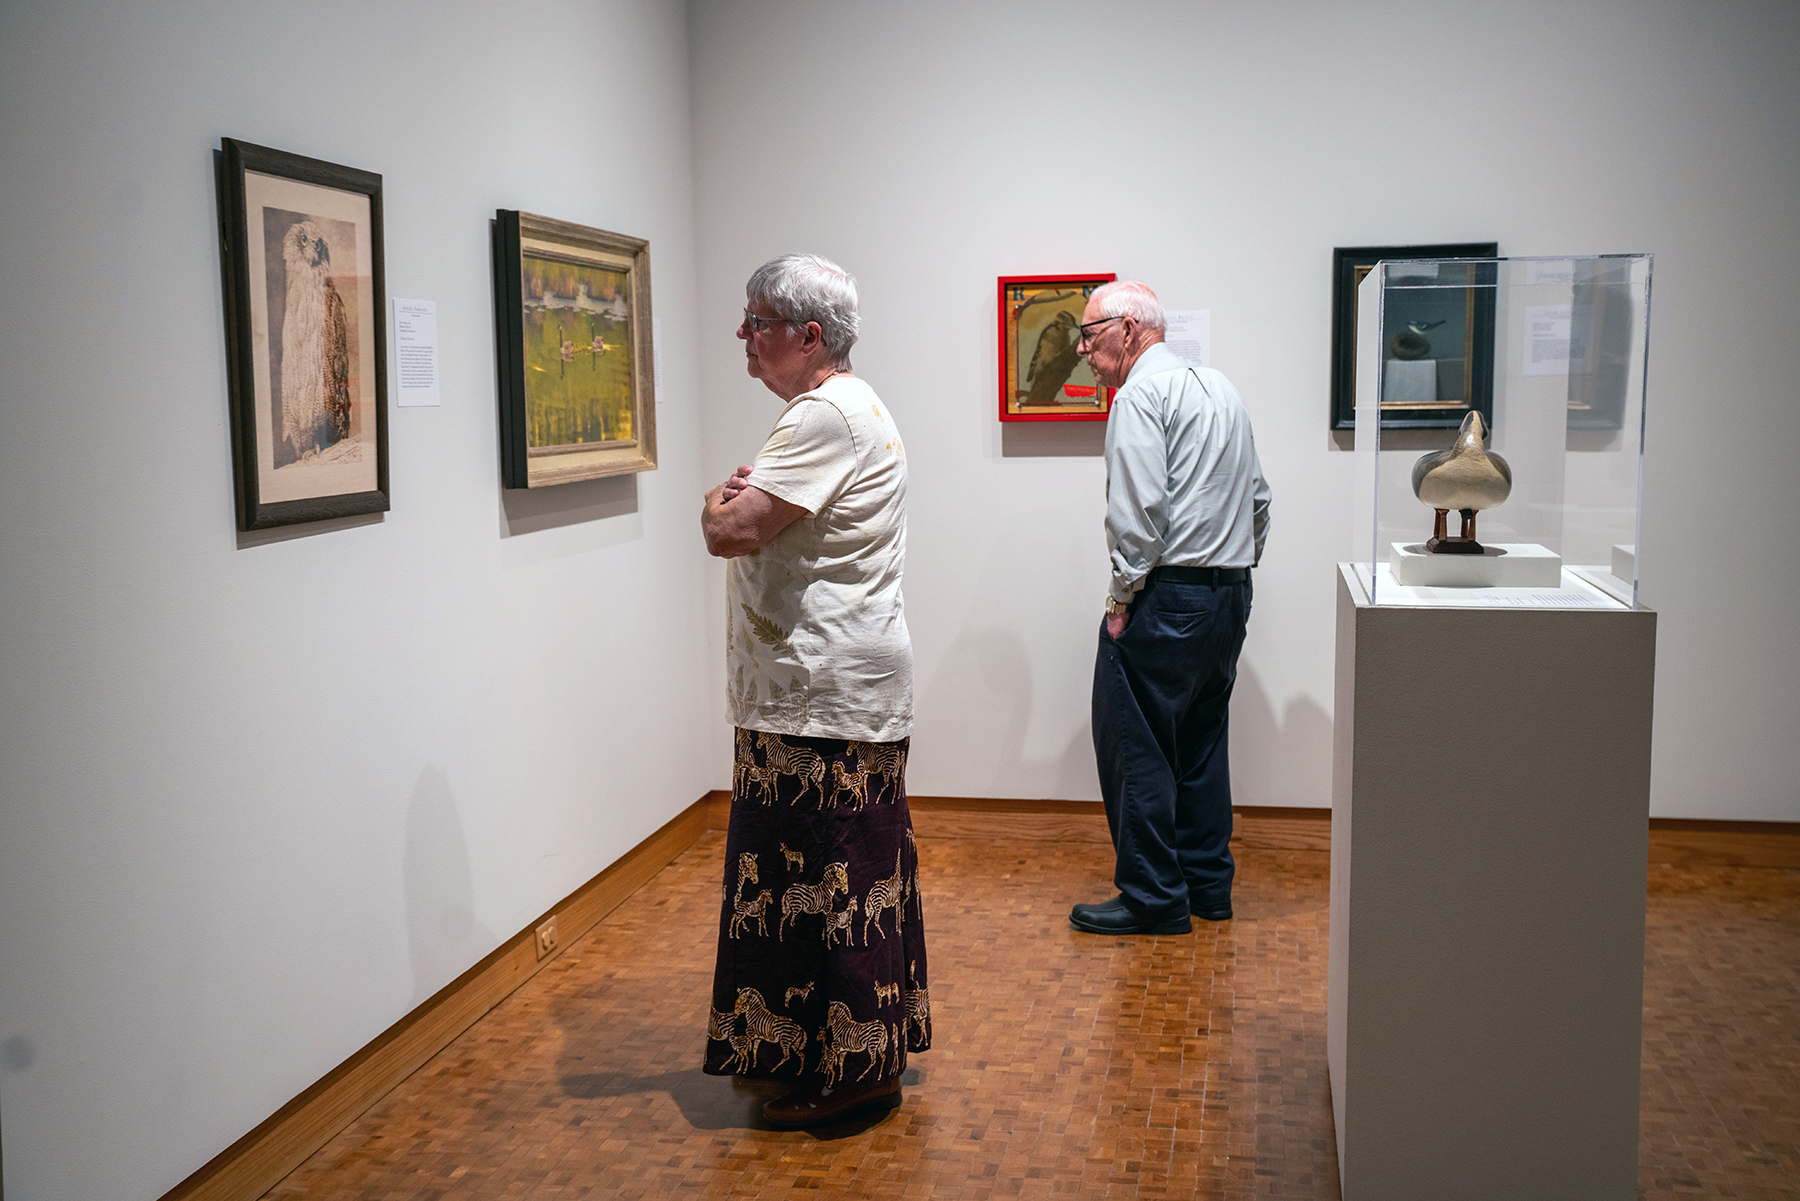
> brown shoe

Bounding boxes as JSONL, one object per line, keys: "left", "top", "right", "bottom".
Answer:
{"left": 762, "top": 1074, "right": 903, "bottom": 1129}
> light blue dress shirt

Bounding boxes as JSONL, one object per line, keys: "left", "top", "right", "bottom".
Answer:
{"left": 1104, "top": 343, "right": 1271, "bottom": 605}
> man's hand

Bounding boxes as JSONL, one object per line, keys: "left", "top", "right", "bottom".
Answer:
{"left": 1106, "top": 610, "right": 1130, "bottom": 639}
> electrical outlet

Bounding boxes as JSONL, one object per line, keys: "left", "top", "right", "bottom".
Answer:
{"left": 534, "top": 915, "right": 560, "bottom": 960}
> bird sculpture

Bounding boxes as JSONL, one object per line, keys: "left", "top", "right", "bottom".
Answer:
{"left": 1411, "top": 410, "right": 1511, "bottom": 553}
{"left": 278, "top": 220, "right": 351, "bottom": 460}
{"left": 1389, "top": 318, "right": 1447, "bottom": 361}
{"left": 1025, "top": 310, "right": 1083, "bottom": 406}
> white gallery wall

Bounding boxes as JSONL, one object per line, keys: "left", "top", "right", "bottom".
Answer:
{"left": 688, "top": 0, "right": 1800, "bottom": 820}
{"left": 0, "top": 1, "right": 710, "bottom": 1197}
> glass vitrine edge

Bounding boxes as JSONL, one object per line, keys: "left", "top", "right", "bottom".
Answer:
{"left": 1631, "top": 253, "right": 1654, "bottom": 609}
{"left": 1372, "top": 262, "right": 1387, "bottom": 602}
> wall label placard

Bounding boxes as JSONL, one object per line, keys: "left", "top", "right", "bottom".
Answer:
{"left": 393, "top": 298, "right": 441, "bottom": 406}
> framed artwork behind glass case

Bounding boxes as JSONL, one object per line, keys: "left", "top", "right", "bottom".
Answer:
{"left": 1330, "top": 242, "right": 1497, "bottom": 431}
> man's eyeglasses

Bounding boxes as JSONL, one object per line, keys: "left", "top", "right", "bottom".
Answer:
{"left": 1078, "top": 315, "right": 1124, "bottom": 339}
{"left": 742, "top": 310, "right": 798, "bottom": 335}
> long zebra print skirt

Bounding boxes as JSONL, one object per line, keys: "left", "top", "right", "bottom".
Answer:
{"left": 703, "top": 729, "right": 931, "bottom": 1086}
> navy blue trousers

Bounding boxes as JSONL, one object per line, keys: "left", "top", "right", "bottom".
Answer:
{"left": 1091, "top": 575, "right": 1252, "bottom": 921}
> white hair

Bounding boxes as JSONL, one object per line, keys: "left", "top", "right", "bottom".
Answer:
{"left": 746, "top": 253, "right": 860, "bottom": 368}
{"left": 1090, "top": 280, "right": 1167, "bottom": 334}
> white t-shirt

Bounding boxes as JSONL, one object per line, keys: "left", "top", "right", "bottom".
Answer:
{"left": 726, "top": 374, "right": 912, "bottom": 742}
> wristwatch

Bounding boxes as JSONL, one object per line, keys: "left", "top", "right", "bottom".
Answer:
{"left": 1104, "top": 596, "right": 1130, "bottom": 616}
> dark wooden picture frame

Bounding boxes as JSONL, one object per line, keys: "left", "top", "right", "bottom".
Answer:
{"left": 997, "top": 273, "right": 1116, "bottom": 422}
{"left": 1330, "top": 242, "right": 1497, "bottom": 431}
{"left": 492, "top": 210, "right": 657, "bottom": 488}
{"left": 216, "top": 138, "right": 389, "bottom": 529}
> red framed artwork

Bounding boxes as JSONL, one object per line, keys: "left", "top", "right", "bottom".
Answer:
{"left": 997, "top": 273, "right": 1116, "bottom": 422}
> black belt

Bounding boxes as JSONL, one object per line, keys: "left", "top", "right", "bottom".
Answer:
{"left": 1150, "top": 565, "right": 1250, "bottom": 585}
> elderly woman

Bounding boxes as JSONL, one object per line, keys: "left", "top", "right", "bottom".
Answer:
{"left": 699, "top": 254, "right": 929, "bottom": 1128}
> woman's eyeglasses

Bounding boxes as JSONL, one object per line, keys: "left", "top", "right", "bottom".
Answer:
{"left": 741, "top": 310, "right": 798, "bottom": 335}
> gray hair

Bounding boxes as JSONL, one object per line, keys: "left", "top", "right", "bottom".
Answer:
{"left": 746, "top": 253, "right": 860, "bottom": 368}
{"left": 1090, "top": 280, "right": 1167, "bottom": 334}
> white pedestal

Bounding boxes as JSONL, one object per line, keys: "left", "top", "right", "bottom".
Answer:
{"left": 1329, "top": 564, "right": 1655, "bottom": 1200}
{"left": 1389, "top": 541, "right": 1562, "bottom": 588}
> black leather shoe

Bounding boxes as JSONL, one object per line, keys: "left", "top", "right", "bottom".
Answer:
{"left": 1190, "top": 897, "right": 1233, "bottom": 921}
{"left": 1070, "top": 895, "right": 1191, "bottom": 935}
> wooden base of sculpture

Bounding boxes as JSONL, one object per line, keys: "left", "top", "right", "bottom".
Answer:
{"left": 1427, "top": 508, "right": 1484, "bottom": 555}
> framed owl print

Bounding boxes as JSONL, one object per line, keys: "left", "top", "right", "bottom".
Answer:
{"left": 216, "top": 138, "right": 389, "bottom": 529}
{"left": 997, "top": 273, "right": 1116, "bottom": 422}
{"left": 491, "top": 211, "right": 657, "bottom": 488}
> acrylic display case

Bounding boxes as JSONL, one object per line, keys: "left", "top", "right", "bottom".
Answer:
{"left": 1351, "top": 255, "right": 1651, "bottom": 608}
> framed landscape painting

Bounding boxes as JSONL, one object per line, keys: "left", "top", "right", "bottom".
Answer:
{"left": 492, "top": 211, "right": 657, "bottom": 488}
{"left": 217, "top": 138, "right": 389, "bottom": 529}
{"left": 997, "top": 273, "right": 1116, "bottom": 422}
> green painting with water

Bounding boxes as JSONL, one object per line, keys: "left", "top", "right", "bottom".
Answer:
{"left": 522, "top": 253, "right": 634, "bottom": 449}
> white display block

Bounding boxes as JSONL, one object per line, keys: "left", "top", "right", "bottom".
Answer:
{"left": 1329, "top": 564, "right": 1655, "bottom": 1201}
{"left": 1612, "top": 543, "right": 1636, "bottom": 581}
{"left": 1356, "top": 562, "right": 1625, "bottom": 610}
{"left": 1381, "top": 358, "right": 1437, "bottom": 405}
{"left": 1389, "top": 541, "right": 1562, "bottom": 588}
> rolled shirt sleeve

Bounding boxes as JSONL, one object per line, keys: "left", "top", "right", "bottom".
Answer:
{"left": 1103, "top": 386, "right": 1168, "bottom": 605}
{"left": 1251, "top": 454, "right": 1271, "bottom": 566}
{"left": 747, "top": 398, "right": 858, "bottom": 517}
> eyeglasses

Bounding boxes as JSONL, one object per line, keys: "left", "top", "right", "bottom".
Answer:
{"left": 1078, "top": 315, "right": 1124, "bottom": 339}
{"left": 741, "top": 309, "right": 798, "bottom": 335}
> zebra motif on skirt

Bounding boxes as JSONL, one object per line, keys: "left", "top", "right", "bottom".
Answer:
{"left": 818, "top": 1000, "right": 891, "bottom": 1087}
{"left": 853, "top": 740, "right": 907, "bottom": 803}
{"left": 758, "top": 731, "right": 827, "bottom": 806}
{"left": 734, "top": 987, "right": 808, "bottom": 1074}
{"left": 862, "top": 849, "right": 906, "bottom": 943}
{"left": 779, "top": 861, "right": 848, "bottom": 941}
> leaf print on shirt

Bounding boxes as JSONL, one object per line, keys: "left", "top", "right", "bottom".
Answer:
{"left": 729, "top": 662, "right": 760, "bottom": 724}
{"left": 741, "top": 603, "right": 793, "bottom": 651}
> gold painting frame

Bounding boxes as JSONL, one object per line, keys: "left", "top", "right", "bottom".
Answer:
{"left": 493, "top": 211, "right": 657, "bottom": 487}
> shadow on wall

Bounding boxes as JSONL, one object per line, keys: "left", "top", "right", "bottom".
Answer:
{"left": 1229, "top": 660, "right": 1331, "bottom": 807}
{"left": 918, "top": 627, "right": 1098, "bottom": 798}
{"left": 404, "top": 766, "right": 498, "bottom": 1006}
{"left": 1000, "top": 421, "right": 1106, "bottom": 458}
{"left": 499, "top": 471, "right": 638, "bottom": 537}
{"left": 917, "top": 632, "right": 1326, "bottom": 806}
{"left": 235, "top": 510, "right": 384, "bottom": 550}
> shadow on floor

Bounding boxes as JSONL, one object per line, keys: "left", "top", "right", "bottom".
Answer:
{"left": 558, "top": 1066, "right": 922, "bottom": 1140}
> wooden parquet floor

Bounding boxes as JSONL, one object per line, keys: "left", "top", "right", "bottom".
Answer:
{"left": 1639, "top": 864, "right": 1800, "bottom": 1199}
{"left": 266, "top": 836, "right": 1799, "bottom": 1200}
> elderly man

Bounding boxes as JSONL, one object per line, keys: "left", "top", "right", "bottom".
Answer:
{"left": 1069, "top": 281, "right": 1271, "bottom": 937}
